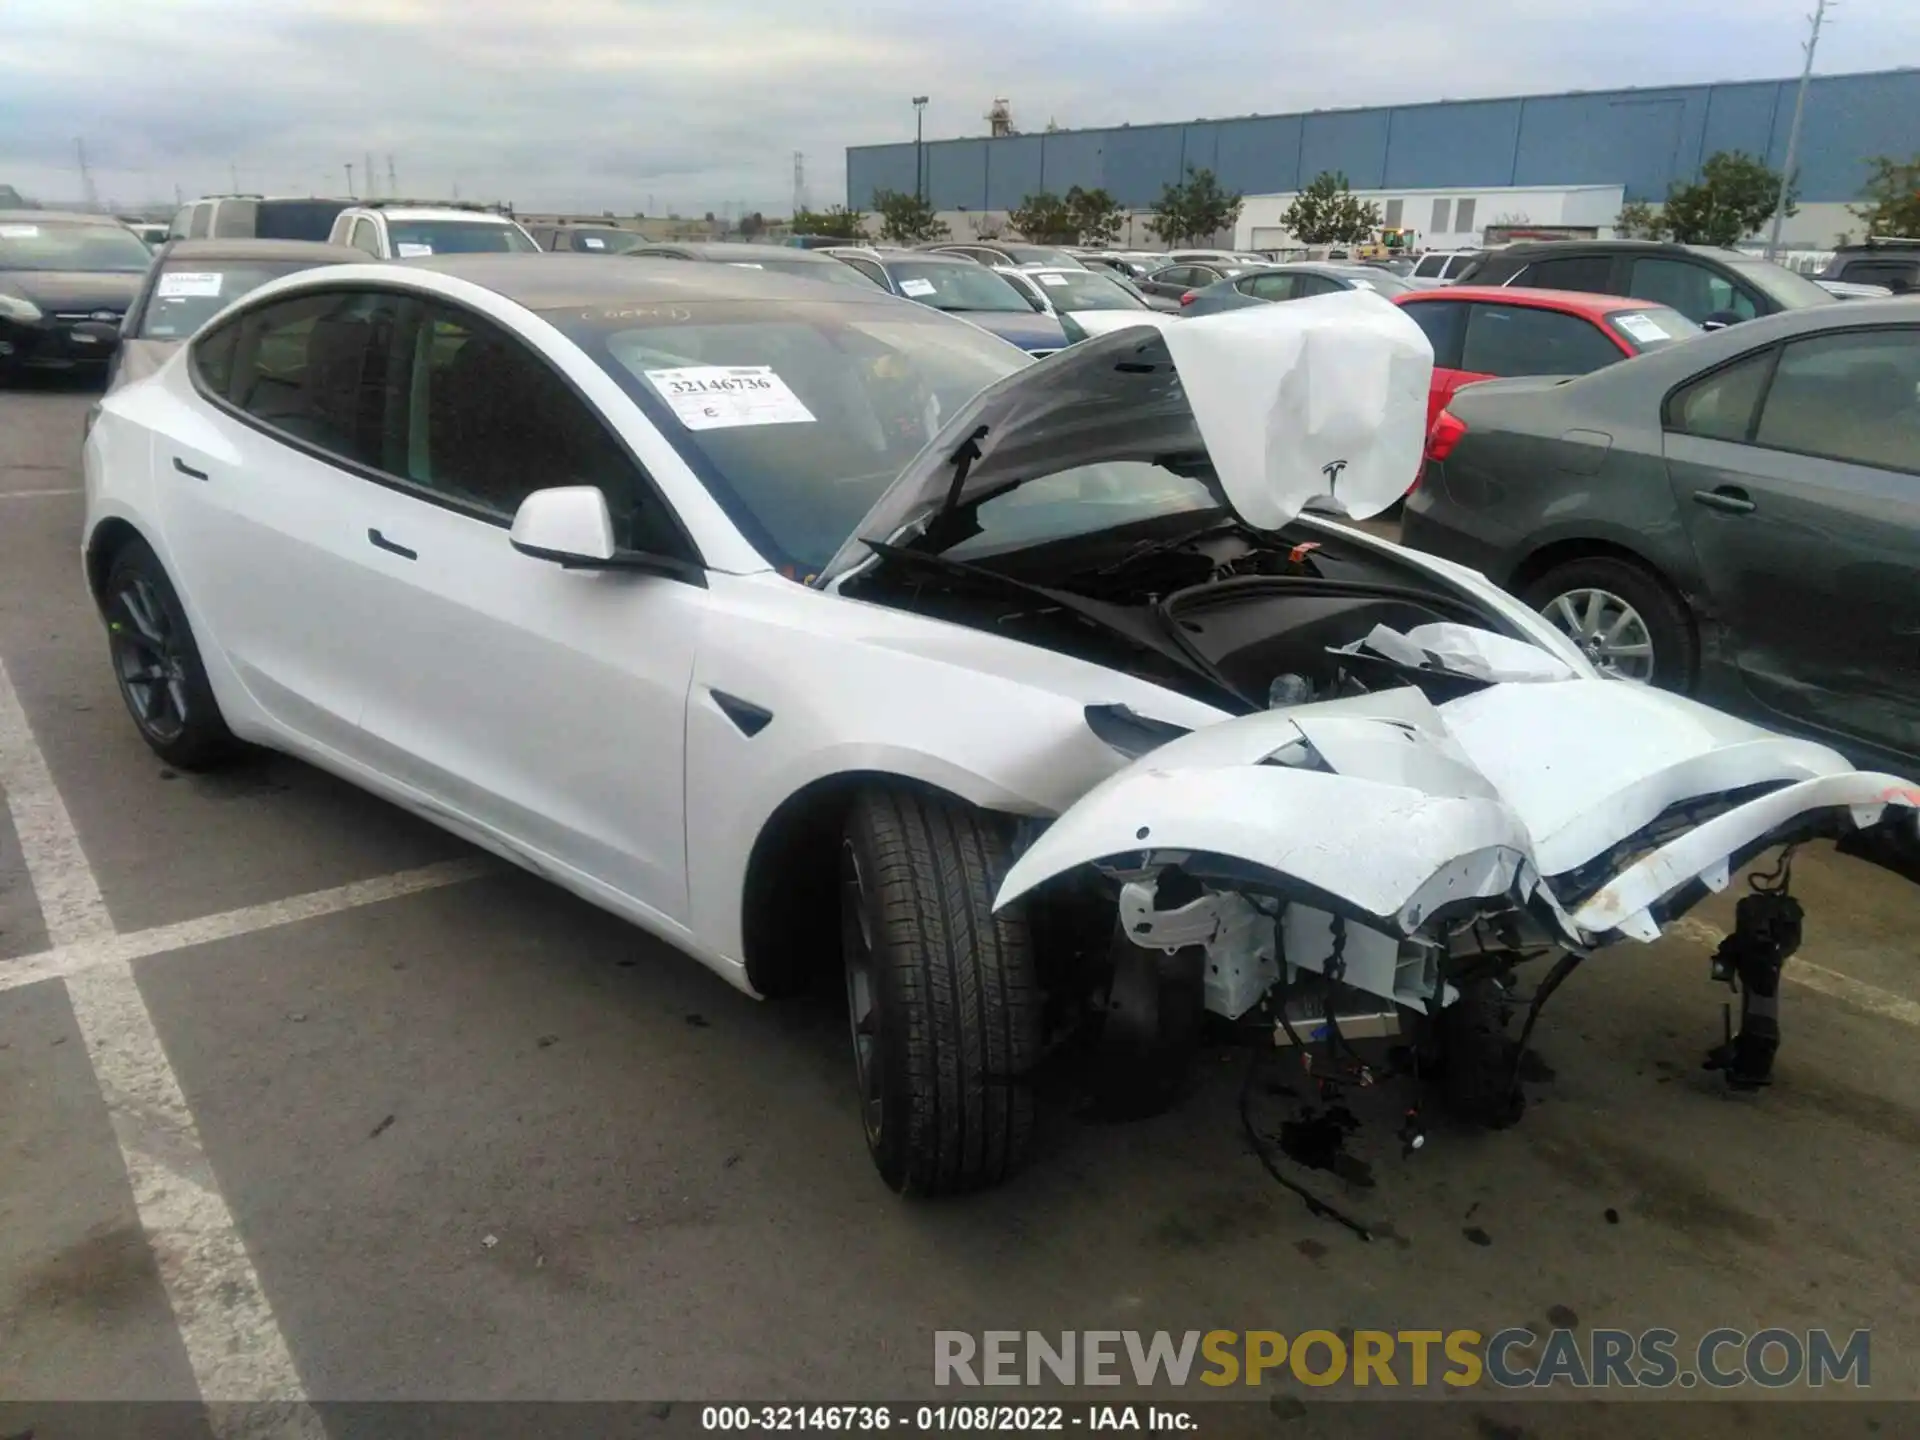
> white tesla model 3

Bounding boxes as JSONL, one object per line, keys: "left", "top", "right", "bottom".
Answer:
{"left": 83, "top": 259, "right": 1917, "bottom": 1194}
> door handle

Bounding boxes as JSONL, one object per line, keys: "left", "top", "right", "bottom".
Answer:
{"left": 1692, "top": 486, "right": 1756, "bottom": 515}
{"left": 172, "top": 457, "right": 209, "bottom": 481}
{"left": 367, "top": 528, "right": 417, "bottom": 560}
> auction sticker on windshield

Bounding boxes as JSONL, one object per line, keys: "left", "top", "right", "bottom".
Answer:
{"left": 645, "top": 365, "right": 816, "bottom": 430}
{"left": 157, "top": 272, "right": 223, "bottom": 299}
{"left": 396, "top": 242, "right": 433, "bottom": 257}
{"left": 1039, "top": 274, "right": 1069, "bottom": 287}
{"left": 899, "top": 278, "right": 937, "bottom": 297}
{"left": 1614, "top": 313, "right": 1671, "bottom": 345}
{"left": 0, "top": 225, "right": 40, "bottom": 238}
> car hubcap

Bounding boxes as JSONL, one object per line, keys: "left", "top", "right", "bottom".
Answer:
{"left": 840, "top": 840, "right": 883, "bottom": 1148}
{"left": 1542, "top": 587, "right": 1655, "bottom": 682}
{"left": 110, "top": 576, "right": 189, "bottom": 741}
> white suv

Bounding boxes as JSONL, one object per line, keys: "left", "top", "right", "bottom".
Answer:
{"left": 327, "top": 204, "right": 540, "bottom": 260}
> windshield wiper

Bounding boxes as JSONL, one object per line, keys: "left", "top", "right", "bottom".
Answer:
{"left": 1091, "top": 514, "right": 1244, "bottom": 576}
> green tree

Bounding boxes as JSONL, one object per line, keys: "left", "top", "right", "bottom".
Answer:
{"left": 1614, "top": 199, "right": 1668, "bottom": 240}
{"left": 1065, "top": 185, "right": 1124, "bottom": 246}
{"left": 1659, "top": 150, "right": 1792, "bottom": 248}
{"left": 1277, "top": 171, "right": 1381, "bottom": 246}
{"left": 872, "top": 188, "right": 948, "bottom": 244}
{"left": 1008, "top": 190, "right": 1077, "bottom": 244}
{"left": 790, "top": 204, "right": 865, "bottom": 240}
{"left": 1146, "top": 166, "right": 1243, "bottom": 246}
{"left": 1850, "top": 153, "right": 1920, "bottom": 238}
{"left": 738, "top": 210, "right": 767, "bottom": 240}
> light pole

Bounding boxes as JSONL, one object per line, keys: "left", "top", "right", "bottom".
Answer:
{"left": 912, "top": 96, "right": 930, "bottom": 204}
{"left": 1765, "top": 0, "right": 1833, "bottom": 261}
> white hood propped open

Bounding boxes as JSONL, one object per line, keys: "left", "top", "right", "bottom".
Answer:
{"left": 819, "top": 288, "right": 1434, "bottom": 583}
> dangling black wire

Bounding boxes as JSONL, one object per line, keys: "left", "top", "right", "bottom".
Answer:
{"left": 1238, "top": 1042, "right": 1372, "bottom": 1242}
{"left": 1750, "top": 843, "right": 1799, "bottom": 893}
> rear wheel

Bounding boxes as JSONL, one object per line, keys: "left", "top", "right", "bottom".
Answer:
{"left": 840, "top": 786, "right": 1041, "bottom": 1195}
{"left": 102, "top": 539, "right": 237, "bottom": 770}
{"left": 1522, "top": 555, "right": 1695, "bottom": 691}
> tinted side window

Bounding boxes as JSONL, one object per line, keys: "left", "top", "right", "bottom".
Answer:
{"left": 400, "top": 301, "right": 682, "bottom": 552}
{"left": 348, "top": 219, "right": 380, "bottom": 255}
{"left": 1242, "top": 274, "right": 1295, "bottom": 301}
{"left": 1292, "top": 274, "right": 1344, "bottom": 298}
{"left": 1413, "top": 254, "right": 1446, "bottom": 278}
{"left": 1402, "top": 300, "right": 1468, "bottom": 368}
{"left": 843, "top": 257, "right": 887, "bottom": 287}
{"left": 191, "top": 321, "right": 241, "bottom": 399}
{"left": 1629, "top": 257, "right": 1757, "bottom": 324}
{"left": 168, "top": 206, "right": 194, "bottom": 241}
{"left": 1664, "top": 348, "right": 1776, "bottom": 442}
{"left": 186, "top": 204, "right": 212, "bottom": 240}
{"left": 1461, "top": 304, "right": 1624, "bottom": 377}
{"left": 225, "top": 290, "right": 400, "bottom": 467}
{"left": 1514, "top": 254, "right": 1614, "bottom": 294}
{"left": 1754, "top": 329, "right": 1920, "bottom": 473}
{"left": 1837, "top": 260, "right": 1915, "bottom": 293}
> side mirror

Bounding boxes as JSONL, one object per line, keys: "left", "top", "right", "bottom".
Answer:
{"left": 69, "top": 321, "right": 121, "bottom": 355}
{"left": 510, "top": 486, "right": 616, "bottom": 564}
{"left": 1701, "top": 310, "right": 1745, "bottom": 331}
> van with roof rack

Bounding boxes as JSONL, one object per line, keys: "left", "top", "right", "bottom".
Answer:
{"left": 167, "top": 195, "right": 355, "bottom": 244}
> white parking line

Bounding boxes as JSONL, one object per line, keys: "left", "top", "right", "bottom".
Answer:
{"left": 0, "top": 856, "right": 496, "bottom": 995}
{"left": 0, "top": 655, "right": 322, "bottom": 1428}
{"left": 0, "top": 487, "right": 84, "bottom": 500}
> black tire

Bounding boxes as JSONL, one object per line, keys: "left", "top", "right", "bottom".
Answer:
{"left": 840, "top": 786, "right": 1042, "bottom": 1195}
{"left": 1428, "top": 978, "right": 1526, "bottom": 1130}
{"left": 1521, "top": 554, "right": 1696, "bottom": 692}
{"left": 101, "top": 538, "right": 238, "bottom": 770}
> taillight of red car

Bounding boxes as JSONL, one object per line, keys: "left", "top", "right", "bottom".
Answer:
{"left": 1426, "top": 409, "right": 1467, "bottom": 464}
{"left": 1179, "top": 291, "right": 1197, "bottom": 307}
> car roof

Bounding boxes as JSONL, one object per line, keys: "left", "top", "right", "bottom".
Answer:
{"left": 646, "top": 241, "right": 839, "bottom": 262}
{"left": 1487, "top": 239, "right": 1751, "bottom": 262}
{"left": 157, "top": 238, "right": 366, "bottom": 264}
{"left": 0, "top": 208, "right": 128, "bottom": 226}
{"left": 403, "top": 253, "right": 904, "bottom": 311}
{"left": 877, "top": 253, "right": 979, "bottom": 269}
{"left": 1401, "top": 284, "right": 1671, "bottom": 318}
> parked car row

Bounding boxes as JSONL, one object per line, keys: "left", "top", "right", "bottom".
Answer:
{"left": 74, "top": 257, "right": 1920, "bottom": 1196}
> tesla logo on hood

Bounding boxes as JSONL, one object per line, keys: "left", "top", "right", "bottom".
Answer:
{"left": 1321, "top": 459, "right": 1348, "bottom": 494}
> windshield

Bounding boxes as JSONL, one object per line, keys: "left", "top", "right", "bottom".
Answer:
{"left": 1340, "top": 270, "right": 1413, "bottom": 296}
{"left": 0, "top": 221, "right": 153, "bottom": 273}
{"left": 885, "top": 261, "right": 1033, "bottom": 313}
{"left": 732, "top": 256, "right": 881, "bottom": 290}
{"left": 553, "top": 298, "right": 1025, "bottom": 575}
{"left": 946, "top": 460, "right": 1216, "bottom": 562}
{"left": 1026, "top": 269, "right": 1146, "bottom": 312}
{"left": 136, "top": 259, "right": 336, "bottom": 339}
{"left": 386, "top": 220, "right": 539, "bottom": 255}
{"left": 1725, "top": 255, "right": 1837, "bottom": 309}
{"left": 1000, "top": 245, "right": 1087, "bottom": 269}
{"left": 567, "top": 229, "right": 647, "bottom": 253}
{"left": 1604, "top": 306, "right": 1701, "bottom": 351}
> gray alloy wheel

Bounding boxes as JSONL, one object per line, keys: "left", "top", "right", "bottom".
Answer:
{"left": 1539, "top": 586, "right": 1657, "bottom": 682}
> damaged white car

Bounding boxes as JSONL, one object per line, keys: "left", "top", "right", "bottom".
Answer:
{"left": 82, "top": 259, "right": 1919, "bottom": 1201}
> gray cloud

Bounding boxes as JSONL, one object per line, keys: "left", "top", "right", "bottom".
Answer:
{"left": 4, "top": 0, "right": 1916, "bottom": 215}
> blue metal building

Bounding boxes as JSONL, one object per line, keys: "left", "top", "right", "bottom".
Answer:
{"left": 845, "top": 68, "right": 1918, "bottom": 212}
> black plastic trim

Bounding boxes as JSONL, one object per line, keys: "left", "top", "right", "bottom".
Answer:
{"left": 367, "top": 528, "right": 417, "bottom": 560}
{"left": 172, "top": 457, "right": 209, "bottom": 481}
{"left": 710, "top": 690, "right": 774, "bottom": 738}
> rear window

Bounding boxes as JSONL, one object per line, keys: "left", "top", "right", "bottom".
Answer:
{"left": 385, "top": 220, "right": 539, "bottom": 256}
{"left": 136, "top": 260, "right": 339, "bottom": 339}
{"left": 255, "top": 201, "right": 350, "bottom": 242}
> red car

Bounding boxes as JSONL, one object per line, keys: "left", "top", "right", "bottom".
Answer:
{"left": 1393, "top": 285, "right": 1700, "bottom": 432}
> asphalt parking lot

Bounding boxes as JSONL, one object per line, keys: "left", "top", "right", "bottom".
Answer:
{"left": 3, "top": 376, "right": 1919, "bottom": 1435}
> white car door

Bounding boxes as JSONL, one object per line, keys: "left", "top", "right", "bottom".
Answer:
{"left": 339, "top": 295, "right": 706, "bottom": 927}
{"left": 150, "top": 288, "right": 411, "bottom": 759}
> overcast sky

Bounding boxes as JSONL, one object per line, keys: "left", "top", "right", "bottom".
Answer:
{"left": 4, "top": 0, "right": 1916, "bottom": 216}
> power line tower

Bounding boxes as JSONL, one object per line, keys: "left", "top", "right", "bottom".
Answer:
{"left": 75, "top": 138, "right": 100, "bottom": 211}
{"left": 364, "top": 152, "right": 377, "bottom": 199}
{"left": 387, "top": 154, "right": 398, "bottom": 197}
{"left": 1765, "top": 0, "right": 1835, "bottom": 260}
{"left": 792, "top": 151, "right": 807, "bottom": 217}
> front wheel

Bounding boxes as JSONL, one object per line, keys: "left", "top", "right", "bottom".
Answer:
{"left": 102, "top": 538, "right": 237, "bottom": 770}
{"left": 840, "top": 787, "right": 1042, "bottom": 1195}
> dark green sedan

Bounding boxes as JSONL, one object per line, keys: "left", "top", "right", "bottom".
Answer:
{"left": 1400, "top": 298, "right": 1920, "bottom": 771}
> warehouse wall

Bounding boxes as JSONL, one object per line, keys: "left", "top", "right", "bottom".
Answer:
{"left": 846, "top": 68, "right": 1918, "bottom": 214}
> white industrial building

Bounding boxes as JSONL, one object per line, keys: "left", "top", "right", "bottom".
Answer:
{"left": 1236, "top": 184, "right": 1627, "bottom": 251}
